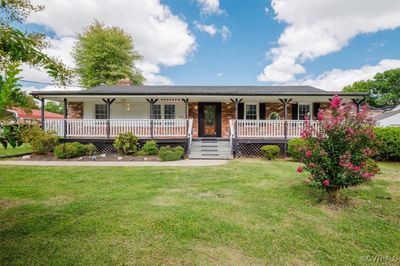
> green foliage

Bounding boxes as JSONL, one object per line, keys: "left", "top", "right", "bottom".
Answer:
{"left": 0, "top": 25, "right": 71, "bottom": 86}
{"left": 113, "top": 132, "right": 138, "bottom": 155}
{"left": 45, "top": 101, "right": 63, "bottom": 115}
{"left": 22, "top": 126, "right": 58, "bottom": 154}
{"left": 73, "top": 21, "right": 144, "bottom": 88}
{"left": 0, "top": 124, "right": 25, "bottom": 149}
{"left": 84, "top": 143, "right": 97, "bottom": 156}
{"left": 0, "top": 0, "right": 44, "bottom": 24}
{"left": 288, "top": 138, "right": 307, "bottom": 161}
{"left": 343, "top": 68, "right": 400, "bottom": 107}
{"left": 159, "top": 146, "right": 185, "bottom": 161}
{"left": 300, "top": 96, "right": 379, "bottom": 199}
{"left": 260, "top": 145, "right": 280, "bottom": 160}
{"left": 0, "top": 64, "right": 36, "bottom": 119}
{"left": 53, "top": 142, "right": 96, "bottom": 159}
{"left": 141, "top": 140, "right": 158, "bottom": 155}
{"left": 374, "top": 127, "right": 400, "bottom": 161}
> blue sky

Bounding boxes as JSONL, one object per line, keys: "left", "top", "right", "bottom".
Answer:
{"left": 19, "top": 0, "right": 400, "bottom": 91}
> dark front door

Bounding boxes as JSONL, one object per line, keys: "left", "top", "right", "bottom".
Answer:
{"left": 198, "top": 102, "right": 221, "bottom": 137}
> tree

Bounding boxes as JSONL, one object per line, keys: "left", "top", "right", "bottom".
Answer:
{"left": 0, "top": 64, "right": 36, "bottom": 118}
{"left": 297, "top": 96, "right": 379, "bottom": 202}
{"left": 0, "top": 0, "right": 72, "bottom": 85}
{"left": 73, "top": 21, "right": 144, "bottom": 88}
{"left": 343, "top": 68, "right": 400, "bottom": 107}
{"left": 45, "top": 101, "right": 63, "bottom": 115}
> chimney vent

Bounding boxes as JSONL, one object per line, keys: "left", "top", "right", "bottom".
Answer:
{"left": 117, "top": 79, "right": 132, "bottom": 86}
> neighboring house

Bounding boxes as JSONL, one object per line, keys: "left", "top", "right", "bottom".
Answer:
{"left": 7, "top": 107, "right": 63, "bottom": 124}
{"left": 31, "top": 83, "right": 366, "bottom": 159}
{"left": 375, "top": 105, "right": 400, "bottom": 127}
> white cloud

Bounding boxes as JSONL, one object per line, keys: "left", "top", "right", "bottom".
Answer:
{"left": 193, "top": 22, "right": 230, "bottom": 41}
{"left": 217, "top": 72, "right": 223, "bottom": 77}
{"left": 220, "top": 25, "right": 231, "bottom": 41}
{"left": 258, "top": 0, "right": 400, "bottom": 83}
{"left": 25, "top": 0, "right": 196, "bottom": 85}
{"left": 194, "top": 21, "right": 217, "bottom": 36}
{"left": 196, "top": 0, "right": 224, "bottom": 16}
{"left": 290, "top": 59, "right": 400, "bottom": 91}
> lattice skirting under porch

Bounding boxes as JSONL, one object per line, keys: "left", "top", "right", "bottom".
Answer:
{"left": 234, "top": 139, "right": 287, "bottom": 158}
{"left": 60, "top": 138, "right": 188, "bottom": 154}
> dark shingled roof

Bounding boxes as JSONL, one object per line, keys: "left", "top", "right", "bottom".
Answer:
{"left": 31, "top": 85, "right": 367, "bottom": 96}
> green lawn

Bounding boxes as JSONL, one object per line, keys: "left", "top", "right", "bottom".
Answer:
{"left": 0, "top": 160, "right": 399, "bottom": 265}
{"left": 0, "top": 143, "right": 32, "bottom": 157}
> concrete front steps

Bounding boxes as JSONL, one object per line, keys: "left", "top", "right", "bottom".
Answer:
{"left": 188, "top": 139, "right": 233, "bottom": 160}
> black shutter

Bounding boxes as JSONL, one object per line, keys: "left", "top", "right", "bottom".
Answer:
{"left": 259, "top": 103, "right": 266, "bottom": 119}
{"left": 313, "top": 103, "right": 320, "bottom": 119}
{"left": 292, "top": 103, "right": 298, "bottom": 120}
{"left": 238, "top": 102, "right": 244, "bottom": 119}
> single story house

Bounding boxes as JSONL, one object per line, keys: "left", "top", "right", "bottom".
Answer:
{"left": 375, "top": 105, "right": 400, "bottom": 127}
{"left": 6, "top": 107, "right": 63, "bottom": 125}
{"left": 31, "top": 84, "right": 366, "bottom": 159}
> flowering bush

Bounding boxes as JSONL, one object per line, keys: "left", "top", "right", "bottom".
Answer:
{"left": 298, "top": 96, "right": 379, "bottom": 200}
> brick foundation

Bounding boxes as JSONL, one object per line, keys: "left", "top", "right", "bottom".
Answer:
{"left": 68, "top": 102, "right": 83, "bottom": 119}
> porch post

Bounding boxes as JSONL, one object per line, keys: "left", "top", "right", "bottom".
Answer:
{"left": 40, "top": 98, "right": 45, "bottom": 130}
{"left": 352, "top": 98, "right": 365, "bottom": 113}
{"left": 230, "top": 98, "right": 243, "bottom": 119}
{"left": 63, "top": 98, "right": 68, "bottom": 138}
{"left": 279, "top": 98, "right": 292, "bottom": 157}
{"left": 182, "top": 98, "right": 189, "bottom": 118}
{"left": 146, "top": 98, "right": 158, "bottom": 138}
{"left": 103, "top": 98, "right": 115, "bottom": 138}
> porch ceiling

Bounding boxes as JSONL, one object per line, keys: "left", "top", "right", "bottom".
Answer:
{"left": 31, "top": 85, "right": 366, "bottom": 102}
{"left": 36, "top": 94, "right": 363, "bottom": 104}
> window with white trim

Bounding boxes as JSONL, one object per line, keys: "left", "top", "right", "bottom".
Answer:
{"left": 245, "top": 104, "right": 257, "bottom": 120}
{"left": 164, "top": 104, "right": 175, "bottom": 119}
{"left": 152, "top": 104, "right": 162, "bottom": 119}
{"left": 95, "top": 104, "right": 107, "bottom": 119}
{"left": 298, "top": 104, "right": 311, "bottom": 120}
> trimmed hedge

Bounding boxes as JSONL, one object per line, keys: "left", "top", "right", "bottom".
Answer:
{"left": 159, "top": 146, "right": 185, "bottom": 161}
{"left": 22, "top": 126, "right": 59, "bottom": 154}
{"left": 54, "top": 142, "right": 97, "bottom": 159}
{"left": 142, "top": 140, "right": 158, "bottom": 155}
{"left": 113, "top": 132, "right": 138, "bottom": 155}
{"left": 374, "top": 127, "right": 400, "bottom": 161}
{"left": 288, "top": 138, "right": 307, "bottom": 161}
{"left": 261, "top": 145, "right": 280, "bottom": 160}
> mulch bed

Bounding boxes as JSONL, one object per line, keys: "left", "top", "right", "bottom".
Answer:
{"left": 12, "top": 153, "right": 161, "bottom": 161}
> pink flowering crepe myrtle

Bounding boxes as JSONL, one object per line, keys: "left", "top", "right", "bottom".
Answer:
{"left": 297, "top": 95, "right": 379, "bottom": 197}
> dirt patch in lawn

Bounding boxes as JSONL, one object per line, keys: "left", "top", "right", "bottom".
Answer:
{"left": 43, "top": 196, "right": 75, "bottom": 206}
{"left": 195, "top": 244, "right": 263, "bottom": 266}
{"left": 0, "top": 199, "right": 30, "bottom": 210}
{"left": 151, "top": 196, "right": 180, "bottom": 207}
{"left": 13, "top": 153, "right": 160, "bottom": 162}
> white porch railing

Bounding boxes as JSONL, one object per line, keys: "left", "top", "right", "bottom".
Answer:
{"left": 44, "top": 119, "right": 193, "bottom": 138}
{"left": 231, "top": 119, "right": 320, "bottom": 139}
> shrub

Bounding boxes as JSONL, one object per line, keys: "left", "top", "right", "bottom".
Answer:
{"left": 288, "top": 138, "right": 307, "bottom": 161}
{"left": 53, "top": 142, "right": 95, "bottom": 159}
{"left": 22, "top": 126, "right": 58, "bottom": 154}
{"left": 374, "top": 127, "right": 400, "bottom": 161}
{"left": 113, "top": 132, "right": 138, "bottom": 155}
{"left": 142, "top": 140, "right": 158, "bottom": 155}
{"left": 298, "top": 96, "right": 379, "bottom": 201}
{"left": 84, "top": 143, "right": 97, "bottom": 156}
{"left": 159, "top": 146, "right": 185, "bottom": 161}
{"left": 0, "top": 124, "right": 26, "bottom": 149}
{"left": 261, "top": 145, "right": 280, "bottom": 160}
